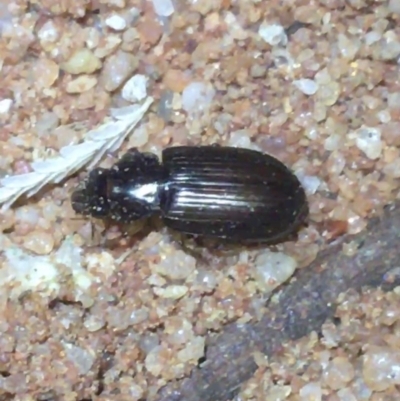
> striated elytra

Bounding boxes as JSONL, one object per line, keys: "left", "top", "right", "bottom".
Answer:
{"left": 71, "top": 146, "right": 309, "bottom": 243}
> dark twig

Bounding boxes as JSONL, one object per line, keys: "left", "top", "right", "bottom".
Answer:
{"left": 156, "top": 203, "right": 400, "bottom": 401}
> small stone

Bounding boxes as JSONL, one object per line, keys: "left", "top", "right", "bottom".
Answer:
{"left": 137, "top": 16, "right": 162, "bottom": 45}
{"left": 152, "top": 0, "right": 175, "bottom": 17}
{"left": 100, "top": 50, "right": 138, "bottom": 92}
{"left": 33, "top": 58, "right": 59, "bottom": 89}
{"left": 253, "top": 250, "right": 297, "bottom": 293}
{"left": 364, "top": 31, "right": 381, "bottom": 46}
{"left": 22, "top": 231, "right": 55, "bottom": 255}
{"left": 298, "top": 175, "right": 321, "bottom": 195}
{"left": 177, "top": 336, "right": 205, "bottom": 363}
{"left": 83, "top": 315, "right": 105, "bottom": 332}
{"left": 377, "top": 31, "right": 400, "bottom": 61}
{"left": 354, "top": 126, "right": 382, "bottom": 160}
{"left": 250, "top": 64, "right": 266, "bottom": 78}
{"left": 337, "top": 33, "right": 360, "bottom": 60}
{"left": 182, "top": 82, "right": 215, "bottom": 114}
{"left": 363, "top": 346, "right": 400, "bottom": 391}
{"left": 293, "top": 79, "right": 318, "bottom": 95}
{"left": 61, "top": 48, "right": 102, "bottom": 75}
{"left": 324, "top": 356, "right": 355, "bottom": 390}
{"left": 38, "top": 20, "right": 59, "bottom": 44}
{"left": 266, "top": 386, "right": 291, "bottom": 401}
{"left": 145, "top": 345, "right": 172, "bottom": 377}
{"left": 66, "top": 75, "right": 97, "bottom": 94}
{"left": 165, "top": 317, "right": 194, "bottom": 345}
{"left": 163, "top": 69, "right": 190, "bottom": 93}
{"left": 0, "top": 99, "right": 12, "bottom": 114}
{"left": 94, "top": 35, "right": 122, "bottom": 58}
{"left": 258, "top": 22, "right": 287, "bottom": 46}
{"left": 152, "top": 250, "right": 196, "bottom": 280}
{"left": 122, "top": 74, "right": 148, "bottom": 102}
{"left": 299, "top": 382, "right": 322, "bottom": 401}
{"left": 105, "top": 14, "right": 127, "bottom": 31}
{"left": 389, "top": 0, "right": 400, "bottom": 14}
{"left": 153, "top": 285, "right": 188, "bottom": 299}
{"left": 228, "top": 130, "right": 259, "bottom": 149}
{"left": 316, "top": 81, "right": 340, "bottom": 106}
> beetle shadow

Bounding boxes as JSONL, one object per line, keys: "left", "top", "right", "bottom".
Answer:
{"left": 167, "top": 229, "right": 304, "bottom": 262}
{"left": 72, "top": 215, "right": 307, "bottom": 265}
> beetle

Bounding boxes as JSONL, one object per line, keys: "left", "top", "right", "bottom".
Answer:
{"left": 71, "top": 145, "right": 308, "bottom": 243}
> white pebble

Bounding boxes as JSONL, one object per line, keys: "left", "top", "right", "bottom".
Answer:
{"left": 377, "top": 110, "right": 391, "bottom": 124}
{"left": 354, "top": 126, "right": 382, "bottom": 160}
{"left": 299, "top": 382, "right": 322, "bottom": 401}
{"left": 122, "top": 74, "right": 148, "bottom": 102}
{"left": 258, "top": 22, "right": 287, "bottom": 46}
{"left": 153, "top": 285, "right": 188, "bottom": 299}
{"left": 37, "top": 20, "right": 59, "bottom": 43}
{"left": 182, "top": 82, "right": 215, "bottom": 114}
{"left": 15, "top": 206, "right": 40, "bottom": 226}
{"left": 105, "top": 15, "right": 127, "bottom": 31}
{"left": 297, "top": 175, "right": 321, "bottom": 195}
{"left": 293, "top": 79, "right": 319, "bottom": 95}
{"left": 152, "top": 0, "right": 175, "bottom": 17}
{"left": 253, "top": 250, "right": 297, "bottom": 293}
{"left": 228, "top": 130, "right": 260, "bottom": 150}
{"left": 364, "top": 31, "right": 381, "bottom": 46}
{"left": 0, "top": 98, "right": 12, "bottom": 114}
{"left": 389, "top": 0, "right": 400, "bottom": 14}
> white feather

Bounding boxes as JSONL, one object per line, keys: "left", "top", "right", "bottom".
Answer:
{"left": 0, "top": 97, "right": 153, "bottom": 210}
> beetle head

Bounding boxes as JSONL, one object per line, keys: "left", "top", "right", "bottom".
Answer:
{"left": 71, "top": 168, "right": 111, "bottom": 218}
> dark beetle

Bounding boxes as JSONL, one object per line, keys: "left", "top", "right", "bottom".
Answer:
{"left": 71, "top": 146, "right": 308, "bottom": 243}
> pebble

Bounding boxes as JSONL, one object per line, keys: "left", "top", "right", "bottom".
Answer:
{"left": 363, "top": 346, "right": 400, "bottom": 391}
{"left": 389, "top": 0, "right": 400, "bottom": 13}
{"left": 152, "top": 249, "right": 196, "bottom": 280}
{"left": 181, "top": 82, "right": 215, "bottom": 114}
{"left": 316, "top": 81, "right": 340, "bottom": 106}
{"left": 164, "top": 317, "right": 194, "bottom": 345}
{"left": 299, "top": 382, "right": 322, "bottom": 401}
{"left": 15, "top": 206, "right": 40, "bottom": 227}
{"left": 100, "top": 50, "right": 138, "bottom": 92}
{"left": 66, "top": 75, "right": 97, "bottom": 94}
{"left": 324, "top": 357, "right": 355, "bottom": 390}
{"left": 293, "top": 79, "right": 319, "bottom": 95}
{"left": 253, "top": 250, "right": 297, "bottom": 293}
{"left": 153, "top": 285, "right": 188, "bottom": 299}
{"left": 105, "top": 15, "right": 127, "bottom": 31}
{"left": 0, "top": 99, "right": 12, "bottom": 114}
{"left": 228, "top": 130, "right": 259, "bottom": 149}
{"left": 37, "top": 20, "right": 59, "bottom": 44}
{"left": 298, "top": 174, "right": 322, "bottom": 195}
{"left": 22, "top": 231, "right": 55, "bottom": 255}
{"left": 152, "top": 0, "right": 175, "bottom": 17}
{"left": 94, "top": 35, "right": 122, "bottom": 58}
{"left": 177, "top": 336, "right": 205, "bottom": 363}
{"left": 354, "top": 126, "right": 382, "bottom": 160}
{"left": 33, "top": 58, "right": 59, "bottom": 89}
{"left": 121, "top": 74, "right": 148, "bottom": 102}
{"left": 163, "top": 69, "right": 190, "bottom": 93}
{"left": 83, "top": 315, "right": 105, "bottom": 332}
{"left": 61, "top": 49, "right": 102, "bottom": 75}
{"left": 144, "top": 345, "right": 170, "bottom": 376}
{"left": 337, "top": 33, "right": 360, "bottom": 60}
{"left": 258, "top": 22, "right": 287, "bottom": 46}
